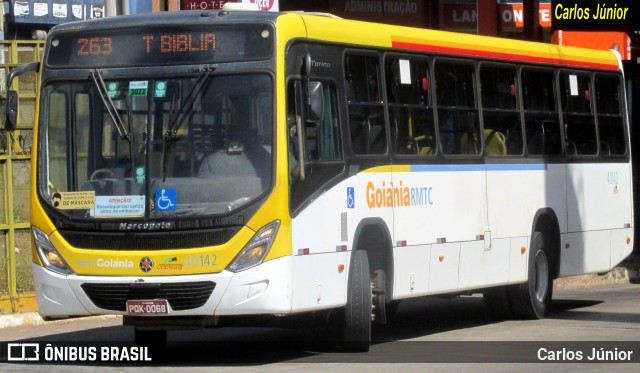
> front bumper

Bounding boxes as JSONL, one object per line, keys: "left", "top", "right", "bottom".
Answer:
{"left": 33, "top": 255, "right": 293, "bottom": 319}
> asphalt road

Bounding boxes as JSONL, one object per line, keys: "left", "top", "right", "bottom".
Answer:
{"left": 0, "top": 283, "right": 638, "bottom": 372}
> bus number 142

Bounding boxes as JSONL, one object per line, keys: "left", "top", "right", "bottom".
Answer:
{"left": 185, "top": 254, "right": 218, "bottom": 267}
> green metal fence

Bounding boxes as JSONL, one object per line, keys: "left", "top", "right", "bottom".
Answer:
{"left": 0, "top": 40, "right": 43, "bottom": 313}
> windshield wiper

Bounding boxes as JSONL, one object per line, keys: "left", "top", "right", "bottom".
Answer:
{"left": 90, "top": 69, "right": 130, "bottom": 142}
{"left": 162, "top": 65, "right": 215, "bottom": 181}
{"left": 90, "top": 69, "right": 137, "bottom": 178}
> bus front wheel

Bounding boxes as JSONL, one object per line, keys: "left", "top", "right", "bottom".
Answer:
{"left": 341, "top": 249, "right": 372, "bottom": 352}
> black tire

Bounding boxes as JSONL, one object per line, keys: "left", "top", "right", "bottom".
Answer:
{"left": 483, "top": 286, "right": 513, "bottom": 320}
{"left": 342, "top": 250, "right": 372, "bottom": 352}
{"left": 134, "top": 328, "right": 167, "bottom": 350}
{"left": 508, "top": 231, "right": 553, "bottom": 319}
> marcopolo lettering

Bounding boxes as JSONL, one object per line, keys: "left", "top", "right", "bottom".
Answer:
{"left": 119, "top": 221, "right": 174, "bottom": 231}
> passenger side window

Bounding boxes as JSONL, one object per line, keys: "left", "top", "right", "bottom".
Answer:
{"left": 307, "top": 83, "right": 341, "bottom": 161}
{"left": 595, "top": 75, "right": 626, "bottom": 156}
{"left": 435, "top": 60, "right": 479, "bottom": 155}
{"left": 480, "top": 65, "right": 522, "bottom": 156}
{"left": 560, "top": 72, "right": 596, "bottom": 156}
{"left": 522, "top": 69, "right": 562, "bottom": 156}
{"left": 345, "top": 54, "right": 386, "bottom": 155}
{"left": 385, "top": 57, "right": 434, "bottom": 155}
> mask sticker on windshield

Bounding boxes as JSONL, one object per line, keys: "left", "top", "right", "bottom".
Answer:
{"left": 91, "top": 195, "right": 145, "bottom": 218}
{"left": 51, "top": 191, "right": 95, "bottom": 209}
{"left": 129, "top": 81, "right": 148, "bottom": 96}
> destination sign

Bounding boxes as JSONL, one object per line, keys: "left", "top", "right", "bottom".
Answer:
{"left": 46, "top": 24, "right": 273, "bottom": 67}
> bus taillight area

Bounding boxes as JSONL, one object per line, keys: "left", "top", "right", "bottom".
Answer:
{"left": 32, "top": 252, "right": 295, "bottom": 321}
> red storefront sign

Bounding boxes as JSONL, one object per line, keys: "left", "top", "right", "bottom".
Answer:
{"left": 552, "top": 31, "right": 631, "bottom": 60}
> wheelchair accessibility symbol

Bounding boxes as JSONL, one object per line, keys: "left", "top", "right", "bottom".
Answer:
{"left": 155, "top": 188, "right": 177, "bottom": 211}
{"left": 347, "top": 187, "right": 355, "bottom": 209}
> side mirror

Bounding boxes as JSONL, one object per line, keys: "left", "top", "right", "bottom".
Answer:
{"left": 5, "top": 90, "right": 18, "bottom": 131}
{"left": 307, "top": 81, "right": 324, "bottom": 123}
{"left": 4, "top": 62, "right": 40, "bottom": 131}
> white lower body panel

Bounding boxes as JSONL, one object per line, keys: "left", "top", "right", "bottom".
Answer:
{"left": 33, "top": 256, "right": 294, "bottom": 319}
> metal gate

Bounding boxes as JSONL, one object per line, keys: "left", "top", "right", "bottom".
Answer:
{"left": 0, "top": 40, "right": 43, "bottom": 313}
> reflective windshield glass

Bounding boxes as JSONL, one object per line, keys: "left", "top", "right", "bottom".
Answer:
{"left": 41, "top": 73, "right": 273, "bottom": 218}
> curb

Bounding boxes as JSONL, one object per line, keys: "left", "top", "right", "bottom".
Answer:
{"left": 0, "top": 268, "right": 634, "bottom": 329}
{"left": 0, "top": 312, "right": 47, "bottom": 329}
{"left": 0, "top": 313, "right": 120, "bottom": 330}
{"left": 554, "top": 267, "right": 632, "bottom": 289}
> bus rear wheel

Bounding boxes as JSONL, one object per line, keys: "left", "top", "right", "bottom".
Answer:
{"left": 508, "top": 231, "right": 553, "bottom": 319}
{"left": 341, "top": 249, "right": 372, "bottom": 352}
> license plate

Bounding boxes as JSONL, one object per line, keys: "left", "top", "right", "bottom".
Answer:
{"left": 126, "top": 299, "right": 169, "bottom": 315}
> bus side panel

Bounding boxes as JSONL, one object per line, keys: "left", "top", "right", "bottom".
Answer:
{"left": 292, "top": 252, "right": 348, "bottom": 312}
{"left": 560, "top": 231, "right": 611, "bottom": 277}
{"left": 563, "top": 162, "right": 633, "bottom": 276}
{"left": 391, "top": 166, "right": 487, "bottom": 245}
{"left": 486, "top": 164, "right": 568, "bottom": 239}
{"left": 290, "top": 199, "right": 349, "bottom": 312}
{"left": 566, "top": 163, "right": 632, "bottom": 232}
{"left": 428, "top": 242, "right": 460, "bottom": 294}
{"left": 290, "top": 172, "right": 393, "bottom": 311}
{"left": 487, "top": 164, "right": 567, "bottom": 285}
{"left": 508, "top": 236, "right": 529, "bottom": 284}
{"left": 611, "top": 228, "right": 634, "bottom": 268}
{"left": 392, "top": 165, "right": 487, "bottom": 294}
{"left": 458, "top": 238, "right": 509, "bottom": 291}
{"left": 392, "top": 245, "right": 430, "bottom": 299}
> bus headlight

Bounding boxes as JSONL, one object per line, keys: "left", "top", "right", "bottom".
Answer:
{"left": 32, "top": 227, "right": 73, "bottom": 275}
{"left": 227, "top": 220, "right": 280, "bottom": 273}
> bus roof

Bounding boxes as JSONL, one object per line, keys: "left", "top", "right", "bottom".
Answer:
{"left": 50, "top": 10, "right": 620, "bottom": 72}
{"left": 291, "top": 12, "right": 620, "bottom": 71}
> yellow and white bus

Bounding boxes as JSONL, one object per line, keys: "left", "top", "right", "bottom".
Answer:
{"left": 5, "top": 7, "right": 633, "bottom": 351}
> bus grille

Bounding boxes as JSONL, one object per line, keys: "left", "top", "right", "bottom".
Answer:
{"left": 59, "top": 228, "right": 240, "bottom": 250}
{"left": 81, "top": 281, "right": 216, "bottom": 311}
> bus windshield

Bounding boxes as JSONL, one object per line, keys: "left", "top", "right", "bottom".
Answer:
{"left": 41, "top": 73, "right": 273, "bottom": 219}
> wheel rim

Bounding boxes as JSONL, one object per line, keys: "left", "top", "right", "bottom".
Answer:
{"left": 534, "top": 250, "right": 549, "bottom": 303}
